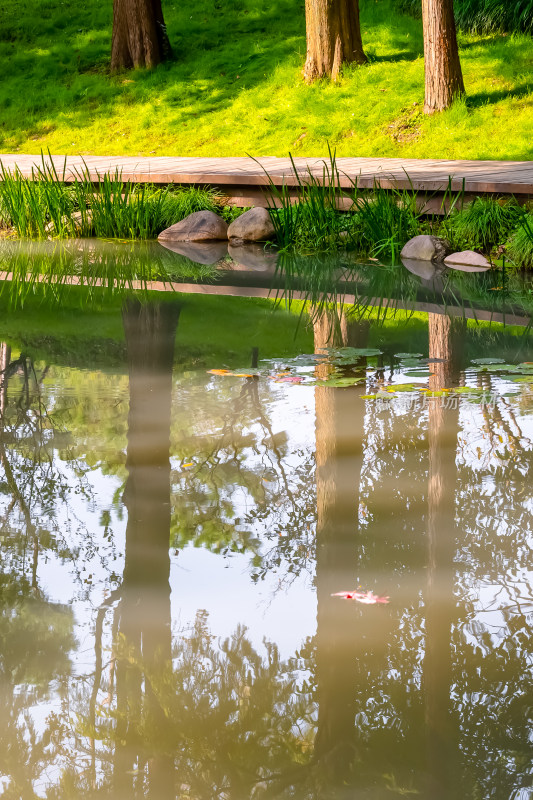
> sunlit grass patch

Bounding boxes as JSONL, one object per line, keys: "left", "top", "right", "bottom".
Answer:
{"left": 0, "top": 0, "right": 531, "bottom": 159}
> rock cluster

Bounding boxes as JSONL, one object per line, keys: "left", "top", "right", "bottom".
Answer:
{"left": 400, "top": 235, "right": 491, "bottom": 272}
{"left": 158, "top": 207, "right": 276, "bottom": 245}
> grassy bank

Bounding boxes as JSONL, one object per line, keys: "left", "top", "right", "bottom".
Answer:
{"left": 1, "top": 0, "right": 532, "bottom": 160}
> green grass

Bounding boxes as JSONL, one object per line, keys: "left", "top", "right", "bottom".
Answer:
{"left": 0, "top": 0, "right": 531, "bottom": 160}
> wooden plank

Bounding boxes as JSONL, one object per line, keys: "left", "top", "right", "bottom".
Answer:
{"left": 1, "top": 153, "right": 532, "bottom": 197}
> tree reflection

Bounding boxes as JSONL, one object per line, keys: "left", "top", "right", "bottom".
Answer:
{"left": 0, "top": 298, "right": 532, "bottom": 798}
{"left": 423, "top": 313, "right": 465, "bottom": 798}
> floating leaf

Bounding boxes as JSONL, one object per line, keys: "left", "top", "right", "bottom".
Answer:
{"left": 395, "top": 352, "right": 424, "bottom": 359}
{"left": 208, "top": 368, "right": 231, "bottom": 375}
{"left": 471, "top": 358, "right": 505, "bottom": 365}
{"left": 388, "top": 383, "right": 422, "bottom": 392}
{"left": 451, "top": 386, "right": 484, "bottom": 394}
{"left": 326, "top": 346, "right": 382, "bottom": 357}
{"left": 271, "top": 375, "right": 304, "bottom": 384}
{"left": 511, "top": 376, "right": 533, "bottom": 384}
{"left": 315, "top": 376, "right": 363, "bottom": 388}
{"left": 404, "top": 370, "right": 433, "bottom": 378}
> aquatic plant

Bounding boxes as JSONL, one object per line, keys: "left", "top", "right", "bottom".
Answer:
{"left": 349, "top": 183, "right": 422, "bottom": 261}
{"left": 261, "top": 148, "right": 348, "bottom": 252}
{"left": 448, "top": 196, "right": 523, "bottom": 253}
{"left": 507, "top": 213, "right": 533, "bottom": 270}
{"left": 0, "top": 156, "right": 228, "bottom": 240}
{"left": 263, "top": 149, "right": 423, "bottom": 259}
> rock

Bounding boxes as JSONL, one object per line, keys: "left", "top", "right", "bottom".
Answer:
{"left": 227, "top": 207, "right": 276, "bottom": 243}
{"left": 228, "top": 243, "right": 278, "bottom": 271}
{"left": 158, "top": 211, "right": 228, "bottom": 242}
{"left": 401, "top": 257, "right": 439, "bottom": 282}
{"left": 158, "top": 240, "right": 228, "bottom": 265}
{"left": 444, "top": 250, "right": 491, "bottom": 271}
{"left": 400, "top": 235, "right": 451, "bottom": 263}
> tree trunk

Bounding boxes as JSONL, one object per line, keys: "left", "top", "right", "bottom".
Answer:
{"left": 422, "top": 0, "right": 465, "bottom": 113}
{"left": 304, "top": 0, "right": 367, "bottom": 82}
{"left": 111, "top": 0, "right": 172, "bottom": 71}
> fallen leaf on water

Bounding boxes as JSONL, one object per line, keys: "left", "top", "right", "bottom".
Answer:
{"left": 208, "top": 368, "right": 231, "bottom": 375}
{"left": 271, "top": 375, "right": 304, "bottom": 384}
{"left": 332, "top": 590, "right": 390, "bottom": 605}
{"left": 183, "top": 462, "right": 193, "bottom": 468}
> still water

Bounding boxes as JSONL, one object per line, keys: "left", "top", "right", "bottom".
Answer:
{"left": 0, "top": 241, "right": 532, "bottom": 799}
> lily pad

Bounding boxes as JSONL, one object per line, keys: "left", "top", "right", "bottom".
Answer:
{"left": 327, "top": 347, "right": 383, "bottom": 358}
{"left": 474, "top": 364, "right": 521, "bottom": 373}
{"left": 315, "top": 376, "right": 364, "bottom": 388}
{"left": 404, "top": 370, "right": 433, "bottom": 378}
{"left": 399, "top": 359, "right": 427, "bottom": 368}
{"left": 388, "top": 383, "right": 422, "bottom": 392}
{"left": 471, "top": 358, "right": 506, "bottom": 365}
{"left": 395, "top": 352, "right": 424, "bottom": 359}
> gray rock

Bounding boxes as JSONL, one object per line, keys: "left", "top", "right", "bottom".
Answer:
{"left": 444, "top": 250, "right": 491, "bottom": 271}
{"left": 228, "top": 243, "right": 278, "bottom": 271}
{"left": 227, "top": 207, "right": 276, "bottom": 243}
{"left": 158, "top": 240, "right": 228, "bottom": 265}
{"left": 400, "top": 235, "right": 451, "bottom": 263}
{"left": 401, "top": 257, "right": 439, "bottom": 281}
{"left": 158, "top": 211, "right": 228, "bottom": 242}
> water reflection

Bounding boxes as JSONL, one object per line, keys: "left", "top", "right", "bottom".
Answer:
{"left": 0, "top": 281, "right": 531, "bottom": 797}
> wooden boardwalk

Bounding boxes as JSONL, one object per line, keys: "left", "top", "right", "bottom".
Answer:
{"left": 1, "top": 153, "right": 532, "bottom": 207}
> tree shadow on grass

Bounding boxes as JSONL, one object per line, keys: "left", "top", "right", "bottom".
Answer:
{"left": 0, "top": 0, "right": 306, "bottom": 146}
{"left": 466, "top": 84, "right": 532, "bottom": 108}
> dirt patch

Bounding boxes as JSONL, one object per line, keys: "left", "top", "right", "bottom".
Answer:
{"left": 387, "top": 103, "right": 423, "bottom": 144}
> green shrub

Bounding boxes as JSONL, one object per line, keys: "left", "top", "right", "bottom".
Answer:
{"left": 448, "top": 196, "right": 523, "bottom": 253}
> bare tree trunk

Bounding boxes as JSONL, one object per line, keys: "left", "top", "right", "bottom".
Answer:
{"left": 111, "top": 0, "right": 172, "bottom": 71}
{"left": 304, "top": 0, "right": 367, "bottom": 82}
{"left": 422, "top": 0, "right": 465, "bottom": 113}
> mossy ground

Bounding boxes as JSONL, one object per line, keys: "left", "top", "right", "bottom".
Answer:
{"left": 1, "top": 0, "right": 532, "bottom": 160}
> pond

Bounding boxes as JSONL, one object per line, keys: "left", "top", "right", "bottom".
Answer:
{"left": 0, "top": 239, "right": 532, "bottom": 800}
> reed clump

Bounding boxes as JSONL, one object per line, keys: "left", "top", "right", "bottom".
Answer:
{"left": 446, "top": 196, "right": 524, "bottom": 253}
{"left": 0, "top": 157, "right": 234, "bottom": 240}
{"left": 507, "top": 214, "right": 533, "bottom": 270}
{"left": 263, "top": 150, "right": 425, "bottom": 261}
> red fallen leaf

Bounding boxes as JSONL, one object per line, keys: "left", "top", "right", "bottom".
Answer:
{"left": 331, "top": 590, "right": 390, "bottom": 605}
{"left": 271, "top": 375, "right": 304, "bottom": 384}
